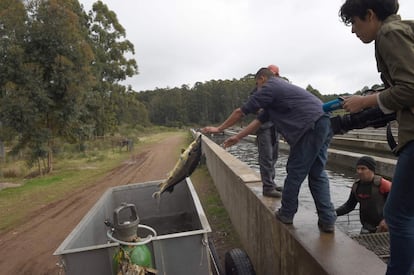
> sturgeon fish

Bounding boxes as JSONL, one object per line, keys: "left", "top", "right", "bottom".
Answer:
{"left": 152, "top": 133, "right": 202, "bottom": 198}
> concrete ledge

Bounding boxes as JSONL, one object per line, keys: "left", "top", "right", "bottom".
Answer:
{"left": 330, "top": 136, "right": 395, "bottom": 158}
{"left": 327, "top": 149, "right": 396, "bottom": 179}
{"left": 201, "top": 134, "right": 387, "bottom": 275}
{"left": 342, "top": 129, "right": 398, "bottom": 142}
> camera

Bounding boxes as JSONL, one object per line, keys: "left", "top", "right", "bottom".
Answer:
{"left": 329, "top": 107, "right": 396, "bottom": 135}
{"left": 323, "top": 88, "right": 396, "bottom": 135}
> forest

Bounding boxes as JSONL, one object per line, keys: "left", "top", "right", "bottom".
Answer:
{"left": 0, "top": 0, "right": 376, "bottom": 174}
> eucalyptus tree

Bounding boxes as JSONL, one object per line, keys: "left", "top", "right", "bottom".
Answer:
{"left": 121, "top": 89, "right": 149, "bottom": 127}
{"left": 0, "top": 0, "right": 95, "bottom": 173}
{"left": 0, "top": 0, "right": 28, "bottom": 163}
{"left": 144, "top": 88, "right": 176, "bottom": 126}
{"left": 29, "top": 0, "right": 95, "bottom": 172}
{"left": 108, "top": 84, "right": 149, "bottom": 127}
{"left": 86, "top": 1, "right": 138, "bottom": 136}
{"left": 185, "top": 82, "right": 209, "bottom": 125}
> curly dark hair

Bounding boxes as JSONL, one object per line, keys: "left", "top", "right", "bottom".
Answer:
{"left": 339, "top": 0, "right": 399, "bottom": 25}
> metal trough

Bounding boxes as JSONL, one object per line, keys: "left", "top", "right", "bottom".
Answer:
{"left": 54, "top": 178, "right": 212, "bottom": 275}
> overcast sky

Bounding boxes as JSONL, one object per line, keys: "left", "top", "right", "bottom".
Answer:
{"left": 79, "top": 0, "right": 414, "bottom": 95}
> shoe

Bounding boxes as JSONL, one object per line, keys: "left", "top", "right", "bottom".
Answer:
{"left": 275, "top": 209, "right": 293, "bottom": 224}
{"left": 275, "top": 185, "right": 283, "bottom": 192}
{"left": 263, "top": 189, "right": 282, "bottom": 198}
{"left": 318, "top": 221, "right": 335, "bottom": 233}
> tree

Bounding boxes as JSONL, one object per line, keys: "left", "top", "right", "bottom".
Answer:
{"left": 0, "top": 0, "right": 30, "bottom": 163}
{"left": 0, "top": 0, "right": 27, "bottom": 125}
{"left": 0, "top": 0, "right": 147, "bottom": 174}
{"left": 86, "top": 0, "right": 138, "bottom": 136}
{"left": 0, "top": 0, "right": 95, "bottom": 173}
{"left": 306, "top": 84, "right": 323, "bottom": 100}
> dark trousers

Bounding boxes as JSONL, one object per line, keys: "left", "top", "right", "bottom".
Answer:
{"left": 256, "top": 124, "right": 279, "bottom": 191}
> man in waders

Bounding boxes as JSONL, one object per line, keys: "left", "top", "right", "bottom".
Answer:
{"left": 335, "top": 156, "right": 391, "bottom": 233}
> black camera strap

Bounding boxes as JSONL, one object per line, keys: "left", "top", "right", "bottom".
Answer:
{"left": 386, "top": 123, "right": 398, "bottom": 155}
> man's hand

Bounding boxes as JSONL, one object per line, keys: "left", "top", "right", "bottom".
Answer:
{"left": 343, "top": 95, "right": 365, "bottom": 113}
{"left": 376, "top": 219, "right": 388, "bottom": 233}
{"left": 343, "top": 94, "right": 378, "bottom": 113}
{"left": 222, "top": 135, "right": 240, "bottom": 148}
{"left": 201, "top": 126, "right": 222, "bottom": 134}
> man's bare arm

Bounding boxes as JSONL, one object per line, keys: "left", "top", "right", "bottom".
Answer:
{"left": 202, "top": 108, "right": 244, "bottom": 134}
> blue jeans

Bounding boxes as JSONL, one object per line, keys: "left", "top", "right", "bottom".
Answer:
{"left": 384, "top": 141, "right": 414, "bottom": 275}
{"left": 279, "top": 115, "right": 336, "bottom": 225}
{"left": 256, "top": 124, "right": 279, "bottom": 191}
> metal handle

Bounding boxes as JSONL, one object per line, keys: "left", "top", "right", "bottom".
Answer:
{"left": 107, "top": 224, "right": 157, "bottom": 246}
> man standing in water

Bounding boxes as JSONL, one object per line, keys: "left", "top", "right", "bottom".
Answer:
{"left": 335, "top": 156, "right": 391, "bottom": 234}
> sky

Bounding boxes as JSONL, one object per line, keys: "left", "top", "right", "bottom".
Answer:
{"left": 79, "top": 0, "right": 414, "bottom": 95}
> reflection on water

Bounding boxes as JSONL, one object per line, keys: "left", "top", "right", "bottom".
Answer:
{"left": 210, "top": 134, "right": 361, "bottom": 235}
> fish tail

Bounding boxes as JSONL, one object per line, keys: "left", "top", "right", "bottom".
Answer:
{"left": 152, "top": 191, "right": 161, "bottom": 199}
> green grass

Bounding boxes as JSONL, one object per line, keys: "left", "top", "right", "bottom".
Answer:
{"left": 191, "top": 165, "right": 242, "bottom": 248}
{"left": 0, "top": 130, "right": 187, "bottom": 232}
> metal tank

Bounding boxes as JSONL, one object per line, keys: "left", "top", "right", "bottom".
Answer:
{"left": 54, "top": 178, "right": 212, "bottom": 275}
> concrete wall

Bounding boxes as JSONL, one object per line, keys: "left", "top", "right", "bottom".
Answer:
{"left": 201, "top": 135, "right": 387, "bottom": 275}
{"left": 327, "top": 148, "right": 396, "bottom": 180}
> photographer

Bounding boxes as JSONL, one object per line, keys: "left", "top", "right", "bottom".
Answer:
{"left": 339, "top": 0, "right": 414, "bottom": 274}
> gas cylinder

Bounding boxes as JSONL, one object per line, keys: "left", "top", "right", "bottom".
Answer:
{"left": 112, "top": 244, "right": 153, "bottom": 272}
{"left": 111, "top": 202, "right": 153, "bottom": 272}
{"left": 113, "top": 202, "right": 140, "bottom": 242}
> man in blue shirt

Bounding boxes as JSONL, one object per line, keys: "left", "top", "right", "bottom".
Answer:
{"left": 202, "top": 67, "right": 336, "bottom": 232}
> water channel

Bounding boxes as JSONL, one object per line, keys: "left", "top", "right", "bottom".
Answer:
{"left": 209, "top": 134, "right": 362, "bottom": 236}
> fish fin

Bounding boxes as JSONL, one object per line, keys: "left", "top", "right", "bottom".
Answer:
{"left": 157, "top": 182, "right": 165, "bottom": 189}
{"left": 165, "top": 185, "right": 175, "bottom": 193}
{"left": 152, "top": 191, "right": 161, "bottom": 199}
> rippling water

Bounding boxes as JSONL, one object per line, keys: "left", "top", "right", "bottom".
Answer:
{"left": 209, "top": 134, "right": 362, "bottom": 235}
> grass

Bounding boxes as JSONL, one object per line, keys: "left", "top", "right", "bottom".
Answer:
{"left": 0, "top": 130, "right": 186, "bottom": 232}
{"left": 191, "top": 164, "right": 242, "bottom": 257}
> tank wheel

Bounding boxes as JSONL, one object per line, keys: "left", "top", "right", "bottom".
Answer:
{"left": 225, "top": 248, "right": 256, "bottom": 275}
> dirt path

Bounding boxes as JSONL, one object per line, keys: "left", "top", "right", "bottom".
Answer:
{"left": 0, "top": 133, "right": 185, "bottom": 275}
